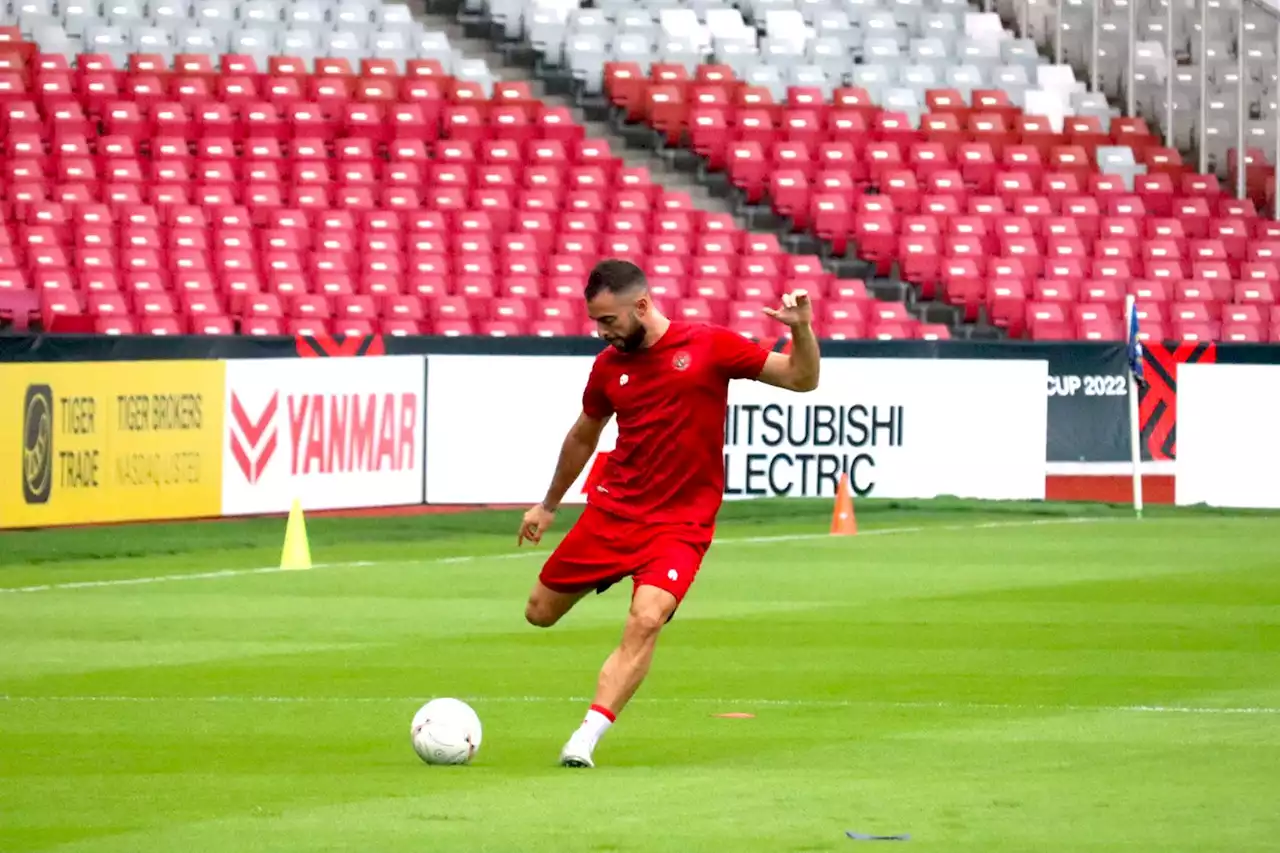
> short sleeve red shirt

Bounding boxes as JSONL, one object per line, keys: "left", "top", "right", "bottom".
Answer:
{"left": 581, "top": 321, "right": 770, "bottom": 526}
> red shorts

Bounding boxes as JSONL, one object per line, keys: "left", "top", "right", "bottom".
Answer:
{"left": 538, "top": 504, "right": 714, "bottom": 604}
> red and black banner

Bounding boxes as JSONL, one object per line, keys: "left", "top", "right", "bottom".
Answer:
{"left": 1139, "top": 342, "right": 1218, "bottom": 460}
{"left": 295, "top": 334, "right": 386, "bottom": 358}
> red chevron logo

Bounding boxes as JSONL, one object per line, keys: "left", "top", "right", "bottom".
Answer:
{"left": 229, "top": 391, "right": 279, "bottom": 485}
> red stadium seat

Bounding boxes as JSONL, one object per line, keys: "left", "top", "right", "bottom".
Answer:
{"left": 0, "top": 42, "right": 1266, "bottom": 343}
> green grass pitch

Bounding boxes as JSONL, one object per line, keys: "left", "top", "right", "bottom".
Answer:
{"left": 1, "top": 498, "right": 1278, "bottom": 852}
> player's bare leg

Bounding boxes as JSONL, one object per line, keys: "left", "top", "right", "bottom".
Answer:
{"left": 592, "top": 585, "right": 678, "bottom": 711}
{"left": 525, "top": 582, "right": 590, "bottom": 628}
{"left": 560, "top": 584, "right": 678, "bottom": 768}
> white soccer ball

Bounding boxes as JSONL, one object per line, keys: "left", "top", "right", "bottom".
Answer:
{"left": 410, "top": 698, "right": 483, "bottom": 766}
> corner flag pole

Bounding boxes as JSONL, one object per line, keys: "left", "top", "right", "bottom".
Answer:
{"left": 1124, "top": 294, "right": 1145, "bottom": 519}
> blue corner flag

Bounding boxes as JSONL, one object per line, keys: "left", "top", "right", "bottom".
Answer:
{"left": 1126, "top": 301, "right": 1145, "bottom": 386}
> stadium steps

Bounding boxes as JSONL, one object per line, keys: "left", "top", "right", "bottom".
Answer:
{"left": 409, "top": 0, "right": 754, "bottom": 228}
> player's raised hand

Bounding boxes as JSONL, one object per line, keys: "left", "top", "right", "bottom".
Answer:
{"left": 762, "top": 289, "right": 813, "bottom": 328}
{"left": 518, "top": 503, "right": 556, "bottom": 546}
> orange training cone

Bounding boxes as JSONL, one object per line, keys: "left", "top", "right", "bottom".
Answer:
{"left": 831, "top": 473, "right": 857, "bottom": 536}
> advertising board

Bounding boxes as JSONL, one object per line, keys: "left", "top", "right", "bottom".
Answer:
{"left": 222, "top": 357, "right": 425, "bottom": 515}
{"left": 425, "top": 355, "right": 1049, "bottom": 504}
{"left": 425, "top": 355, "right": 620, "bottom": 505}
{"left": 724, "top": 358, "right": 1048, "bottom": 500}
{"left": 1175, "top": 363, "right": 1280, "bottom": 509}
{"left": 0, "top": 361, "right": 224, "bottom": 529}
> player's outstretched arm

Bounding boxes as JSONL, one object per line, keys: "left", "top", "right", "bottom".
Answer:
{"left": 758, "top": 290, "right": 820, "bottom": 392}
{"left": 541, "top": 411, "right": 609, "bottom": 511}
{"left": 518, "top": 411, "right": 609, "bottom": 546}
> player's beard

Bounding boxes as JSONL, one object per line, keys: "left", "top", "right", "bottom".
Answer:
{"left": 608, "top": 318, "right": 648, "bottom": 353}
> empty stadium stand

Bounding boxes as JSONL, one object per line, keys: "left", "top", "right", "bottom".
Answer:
{"left": 446, "top": 0, "right": 1280, "bottom": 343}
{"left": 0, "top": 0, "right": 943, "bottom": 341}
{"left": 1, "top": 0, "right": 1279, "bottom": 343}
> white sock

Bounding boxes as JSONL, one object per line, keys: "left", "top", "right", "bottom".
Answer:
{"left": 577, "top": 707, "right": 615, "bottom": 750}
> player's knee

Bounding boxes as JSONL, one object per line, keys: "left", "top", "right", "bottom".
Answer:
{"left": 524, "top": 599, "right": 560, "bottom": 628}
{"left": 625, "top": 604, "right": 669, "bottom": 640}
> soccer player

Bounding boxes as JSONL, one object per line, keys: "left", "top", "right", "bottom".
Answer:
{"left": 516, "top": 259, "right": 821, "bottom": 768}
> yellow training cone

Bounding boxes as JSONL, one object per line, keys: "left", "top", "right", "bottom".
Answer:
{"left": 280, "top": 498, "right": 313, "bottom": 570}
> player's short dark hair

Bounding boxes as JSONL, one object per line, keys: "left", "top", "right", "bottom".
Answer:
{"left": 584, "top": 259, "right": 647, "bottom": 300}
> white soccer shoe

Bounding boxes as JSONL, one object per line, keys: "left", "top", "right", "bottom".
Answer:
{"left": 558, "top": 733, "right": 596, "bottom": 768}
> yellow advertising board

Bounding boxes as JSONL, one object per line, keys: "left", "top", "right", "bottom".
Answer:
{"left": 0, "top": 361, "right": 225, "bottom": 529}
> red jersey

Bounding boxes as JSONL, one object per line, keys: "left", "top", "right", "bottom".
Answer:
{"left": 581, "top": 320, "right": 770, "bottom": 526}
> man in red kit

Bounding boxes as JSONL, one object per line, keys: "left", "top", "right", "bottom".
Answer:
{"left": 516, "top": 259, "right": 821, "bottom": 768}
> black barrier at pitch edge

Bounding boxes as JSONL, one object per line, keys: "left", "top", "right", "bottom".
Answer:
{"left": 4, "top": 333, "right": 1279, "bottom": 363}
{"left": 3, "top": 334, "right": 1278, "bottom": 466}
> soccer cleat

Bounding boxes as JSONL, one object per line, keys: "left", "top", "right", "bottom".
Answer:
{"left": 558, "top": 734, "right": 595, "bottom": 768}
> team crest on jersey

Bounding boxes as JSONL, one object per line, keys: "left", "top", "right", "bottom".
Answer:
{"left": 672, "top": 351, "right": 691, "bottom": 371}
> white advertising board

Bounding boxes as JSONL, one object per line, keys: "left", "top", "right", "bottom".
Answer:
{"left": 722, "top": 358, "right": 1048, "bottom": 500}
{"left": 424, "top": 355, "right": 1048, "bottom": 504}
{"left": 222, "top": 357, "right": 425, "bottom": 515}
{"left": 1176, "top": 363, "right": 1280, "bottom": 509}
{"left": 425, "top": 355, "right": 619, "bottom": 505}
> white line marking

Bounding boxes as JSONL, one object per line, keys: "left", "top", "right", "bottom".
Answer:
{"left": 730, "top": 515, "right": 1109, "bottom": 544}
{"left": 0, "top": 694, "right": 1273, "bottom": 716}
{"left": 0, "top": 517, "right": 1115, "bottom": 595}
{"left": 0, "top": 562, "right": 377, "bottom": 594}
{"left": 0, "top": 555, "right": 531, "bottom": 594}
{"left": 727, "top": 526, "right": 923, "bottom": 544}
